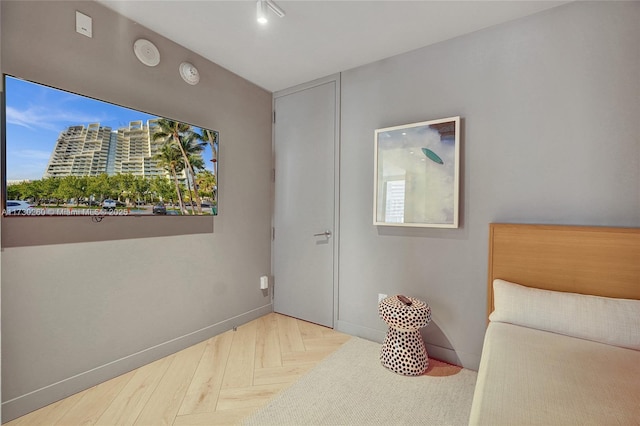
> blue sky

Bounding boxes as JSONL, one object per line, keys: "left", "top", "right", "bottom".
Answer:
{"left": 4, "top": 75, "right": 215, "bottom": 181}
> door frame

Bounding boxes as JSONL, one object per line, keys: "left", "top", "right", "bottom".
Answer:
{"left": 272, "top": 73, "right": 341, "bottom": 328}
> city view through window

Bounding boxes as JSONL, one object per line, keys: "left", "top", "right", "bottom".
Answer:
{"left": 3, "top": 75, "right": 219, "bottom": 216}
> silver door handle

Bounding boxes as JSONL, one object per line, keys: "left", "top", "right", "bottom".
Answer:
{"left": 313, "top": 230, "right": 332, "bottom": 238}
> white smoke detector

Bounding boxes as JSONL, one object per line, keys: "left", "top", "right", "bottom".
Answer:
{"left": 133, "top": 39, "right": 160, "bottom": 67}
{"left": 179, "top": 62, "right": 200, "bottom": 85}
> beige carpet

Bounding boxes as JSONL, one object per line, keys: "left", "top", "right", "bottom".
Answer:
{"left": 243, "top": 337, "right": 477, "bottom": 425}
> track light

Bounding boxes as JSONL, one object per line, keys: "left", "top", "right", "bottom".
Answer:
{"left": 256, "top": 0, "right": 286, "bottom": 25}
{"left": 256, "top": 0, "right": 268, "bottom": 24}
{"left": 266, "top": 0, "right": 285, "bottom": 18}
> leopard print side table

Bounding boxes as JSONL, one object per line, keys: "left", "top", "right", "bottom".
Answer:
{"left": 378, "top": 295, "right": 431, "bottom": 376}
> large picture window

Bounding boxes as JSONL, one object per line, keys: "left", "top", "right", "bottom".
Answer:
{"left": 2, "top": 75, "right": 219, "bottom": 217}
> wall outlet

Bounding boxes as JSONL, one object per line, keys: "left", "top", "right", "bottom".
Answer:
{"left": 378, "top": 293, "right": 387, "bottom": 303}
{"left": 260, "top": 275, "right": 269, "bottom": 290}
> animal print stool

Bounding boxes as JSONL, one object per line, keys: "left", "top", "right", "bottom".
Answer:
{"left": 379, "top": 295, "right": 431, "bottom": 376}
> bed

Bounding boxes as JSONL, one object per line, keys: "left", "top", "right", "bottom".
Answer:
{"left": 469, "top": 224, "right": 640, "bottom": 425}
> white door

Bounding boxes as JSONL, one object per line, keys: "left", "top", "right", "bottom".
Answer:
{"left": 273, "top": 78, "right": 338, "bottom": 328}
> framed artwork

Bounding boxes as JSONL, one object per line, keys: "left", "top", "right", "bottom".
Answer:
{"left": 374, "top": 116, "right": 460, "bottom": 228}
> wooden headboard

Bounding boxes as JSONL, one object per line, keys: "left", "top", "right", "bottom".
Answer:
{"left": 488, "top": 223, "right": 640, "bottom": 317}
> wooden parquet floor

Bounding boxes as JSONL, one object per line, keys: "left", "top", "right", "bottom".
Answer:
{"left": 5, "top": 313, "right": 351, "bottom": 426}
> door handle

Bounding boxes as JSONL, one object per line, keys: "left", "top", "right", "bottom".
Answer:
{"left": 313, "top": 230, "right": 332, "bottom": 238}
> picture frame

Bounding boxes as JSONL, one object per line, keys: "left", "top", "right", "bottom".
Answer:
{"left": 373, "top": 116, "right": 460, "bottom": 228}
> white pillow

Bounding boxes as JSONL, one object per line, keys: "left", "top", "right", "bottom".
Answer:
{"left": 489, "top": 279, "right": 640, "bottom": 350}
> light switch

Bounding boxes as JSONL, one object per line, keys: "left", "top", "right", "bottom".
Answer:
{"left": 76, "top": 11, "right": 92, "bottom": 38}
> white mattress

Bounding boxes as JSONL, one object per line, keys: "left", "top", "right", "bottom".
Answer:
{"left": 469, "top": 322, "right": 640, "bottom": 425}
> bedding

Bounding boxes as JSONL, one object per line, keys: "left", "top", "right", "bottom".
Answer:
{"left": 490, "top": 279, "right": 640, "bottom": 350}
{"left": 469, "top": 322, "right": 640, "bottom": 425}
{"left": 472, "top": 224, "right": 640, "bottom": 425}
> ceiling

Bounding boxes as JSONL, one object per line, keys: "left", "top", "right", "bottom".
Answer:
{"left": 97, "top": 0, "right": 569, "bottom": 92}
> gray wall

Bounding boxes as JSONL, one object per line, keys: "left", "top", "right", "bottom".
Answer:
{"left": 0, "top": 2, "right": 3, "bottom": 420}
{"left": 336, "top": 1, "right": 640, "bottom": 368}
{"left": 2, "top": 0, "right": 639, "bottom": 421}
{"left": 1, "top": 1, "right": 272, "bottom": 421}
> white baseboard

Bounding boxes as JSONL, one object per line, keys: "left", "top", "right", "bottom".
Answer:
{"left": 336, "top": 319, "right": 386, "bottom": 343}
{"left": 2, "top": 304, "right": 273, "bottom": 423}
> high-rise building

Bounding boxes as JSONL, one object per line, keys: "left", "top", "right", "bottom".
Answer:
{"left": 43, "top": 123, "right": 113, "bottom": 178}
{"left": 113, "top": 120, "right": 164, "bottom": 178}
{"left": 43, "top": 119, "right": 181, "bottom": 181}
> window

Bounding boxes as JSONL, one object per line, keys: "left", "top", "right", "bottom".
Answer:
{"left": 2, "top": 75, "right": 219, "bottom": 217}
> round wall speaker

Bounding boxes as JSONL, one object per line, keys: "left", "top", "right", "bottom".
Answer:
{"left": 179, "top": 62, "right": 200, "bottom": 85}
{"left": 133, "top": 39, "right": 160, "bottom": 67}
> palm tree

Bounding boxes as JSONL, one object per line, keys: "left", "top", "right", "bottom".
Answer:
{"left": 152, "top": 119, "right": 205, "bottom": 214}
{"left": 201, "top": 128, "right": 218, "bottom": 190}
{"left": 154, "top": 143, "right": 188, "bottom": 215}
{"left": 178, "top": 133, "right": 206, "bottom": 214}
